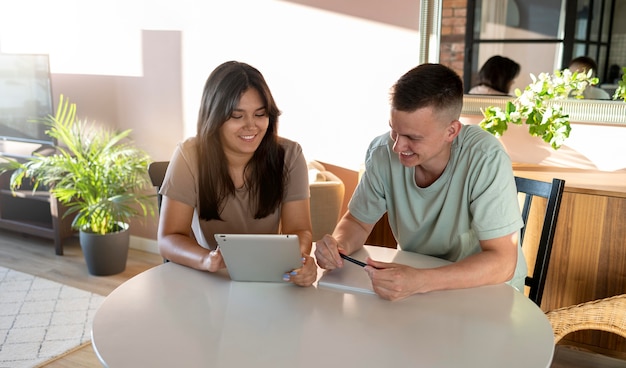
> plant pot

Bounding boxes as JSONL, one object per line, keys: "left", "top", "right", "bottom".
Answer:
{"left": 79, "top": 223, "right": 130, "bottom": 276}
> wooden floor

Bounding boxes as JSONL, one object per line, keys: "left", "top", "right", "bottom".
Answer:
{"left": 0, "top": 229, "right": 624, "bottom": 368}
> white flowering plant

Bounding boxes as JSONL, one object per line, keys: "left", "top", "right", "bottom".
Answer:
{"left": 479, "top": 69, "right": 598, "bottom": 150}
{"left": 614, "top": 67, "right": 626, "bottom": 102}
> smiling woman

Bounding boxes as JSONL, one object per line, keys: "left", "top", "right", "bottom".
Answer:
{"left": 157, "top": 61, "right": 318, "bottom": 287}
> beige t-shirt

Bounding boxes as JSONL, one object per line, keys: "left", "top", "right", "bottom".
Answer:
{"left": 160, "top": 136, "right": 310, "bottom": 249}
{"left": 467, "top": 84, "right": 509, "bottom": 96}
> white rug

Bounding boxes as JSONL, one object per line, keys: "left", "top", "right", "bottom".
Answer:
{"left": 0, "top": 266, "right": 105, "bottom": 368}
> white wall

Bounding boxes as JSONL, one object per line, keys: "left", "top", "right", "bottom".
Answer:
{"left": 0, "top": 0, "right": 422, "bottom": 171}
{"left": 461, "top": 114, "right": 626, "bottom": 172}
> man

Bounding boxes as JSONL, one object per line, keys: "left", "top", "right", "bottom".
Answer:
{"left": 315, "top": 63, "right": 525, "bottom": 301}
{"left": 568, "top": 56, "right": 611, "bottom": 100}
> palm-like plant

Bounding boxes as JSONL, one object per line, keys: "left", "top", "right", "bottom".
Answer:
{"left": 7, "top": 95, "right": 156, "bottom": 235}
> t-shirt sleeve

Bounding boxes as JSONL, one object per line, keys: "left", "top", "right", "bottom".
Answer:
{"left": 283, "top": 140, "right": 310, "bottom": 203}
{"left": 160, "top": 140, "right": 198, "bottom": 208}
{"left": 470, "top": 150, "right": 523, "bottom": 240}
{"left": 348, "top": 134, "right": 389, "bottom": 225}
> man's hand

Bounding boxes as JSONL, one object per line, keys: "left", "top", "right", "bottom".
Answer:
{"left": 364, "top": 258, "right": 425, "bottom": 301}
{"left": 314, "top": 234, "right": 345, "bottom": 270}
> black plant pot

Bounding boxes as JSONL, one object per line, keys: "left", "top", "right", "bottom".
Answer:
{"left": 79, "top": 223, "right": 130, "bottom": 276}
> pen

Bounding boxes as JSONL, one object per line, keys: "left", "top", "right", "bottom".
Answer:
{"left": 340, "top": 253, "right": 367, "bottom": 267}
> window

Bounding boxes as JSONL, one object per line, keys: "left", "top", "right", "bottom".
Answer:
{"left": 463, "top": 0, "right": 621, "bottom": 92}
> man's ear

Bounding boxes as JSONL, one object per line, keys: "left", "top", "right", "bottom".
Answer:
{"left": 445, "top": 120, "right": 462, "bottom": 142}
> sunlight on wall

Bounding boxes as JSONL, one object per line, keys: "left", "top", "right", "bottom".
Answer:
{"left": 180, "top": 1, "right": 421, "bottom": 169}
{"left": 0, "top": 0, "right": 143, "bottom": 76}
{"left": 462, "top": 113, "right": 626, "bottom": 172}
{"left": 0, "top": 0, "right": 421, "bottom": 169}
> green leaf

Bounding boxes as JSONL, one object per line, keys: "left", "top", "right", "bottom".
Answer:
{"left": 479, "top": 69, "right": 599, "bottom": 150}
{"left": 614, "top": 67, "right": 626, "bottom": 102}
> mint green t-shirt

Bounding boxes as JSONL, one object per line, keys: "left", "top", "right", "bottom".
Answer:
{"left": 349, "top": 124, "right": 526, "bottom": 291}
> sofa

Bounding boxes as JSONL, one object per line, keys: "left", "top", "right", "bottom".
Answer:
{"left": 308, "top": 161, "right": 345, "bottom": 241}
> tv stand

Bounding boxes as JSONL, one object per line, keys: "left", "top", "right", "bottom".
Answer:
{"left": 31, "top": 144, "right": 57, "bottom": 156}
{"left": 0, "top": 170, "right": 75, "bottom": 255}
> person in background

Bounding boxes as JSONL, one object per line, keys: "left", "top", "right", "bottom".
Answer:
{"left": 607, "top": 64, "right": 622, "bottom": 85}
{"left": 315, "top": 63, "right": 525, "bottom": 301}
{"left": 158, "top": 61, "right": 316, "bottom": 287}
{"left": 568, "top": 56, "right": 611, "bottom": 100}
{"left": 468, "top": 55, "right": 521, "bottom": 96}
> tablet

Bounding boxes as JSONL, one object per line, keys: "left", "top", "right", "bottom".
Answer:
{"left": 214, "top": 234, "right": 303, "bottom": 282}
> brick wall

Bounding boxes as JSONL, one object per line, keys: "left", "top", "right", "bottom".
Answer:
{"left": 439, "top": 0, "right": 467, "bottom": 79}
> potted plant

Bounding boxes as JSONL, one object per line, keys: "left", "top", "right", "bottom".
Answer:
{"left": 4, "top": 95, "right": 156, "bottom": 275}
{"left": 479, "top": 69, "right": 600, "bottom": 149}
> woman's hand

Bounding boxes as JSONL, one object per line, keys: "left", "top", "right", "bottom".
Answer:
{"left": 283, "top": 254, "right": 317, "bottom": 287}
{"left": 202, "top": 247, "right": 226, "bottom": 272}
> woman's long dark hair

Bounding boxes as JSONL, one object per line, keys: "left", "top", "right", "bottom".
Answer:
{"left": 196, "top": 61, "right": 285, "bottom": 221}
{"left": 477, "top": 55, "right": 520, "bottom": 94}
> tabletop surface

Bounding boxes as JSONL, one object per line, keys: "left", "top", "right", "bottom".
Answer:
{"left": 91, "top": 246, "right": 555, "bottom": 368}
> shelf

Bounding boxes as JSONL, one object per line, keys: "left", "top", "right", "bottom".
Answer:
{"left": 0, "top": 171, "right": 75, "bottom": 255}
{"left": 0, "top": 189, "right": 53, "bottom": 202}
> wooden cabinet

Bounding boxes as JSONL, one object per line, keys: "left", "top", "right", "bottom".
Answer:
{"left": 0, "top": 171, "right": 75, "bottom": 255}
{"left": 513, "top": 165, "right": 626, "bottom": 356}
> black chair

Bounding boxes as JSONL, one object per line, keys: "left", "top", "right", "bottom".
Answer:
{"left": 148, "top": 161, "right": 169, "bottom": 212}
{"left": 148, "top": 161, "right": 170, "bottom": 263}
{"left": 515, "top": 176, "right": 566, "bottom": 307}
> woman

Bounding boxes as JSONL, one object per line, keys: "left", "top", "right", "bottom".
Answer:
{"left": 158, "top": 61, "right": 316, "bottom": 286}
{"left": 468, "top": 55, "right": 520, "bottom": 96}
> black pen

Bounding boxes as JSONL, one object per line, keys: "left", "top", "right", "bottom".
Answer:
{"left": 340, "top": 253, "right": 367, "bottom": 267}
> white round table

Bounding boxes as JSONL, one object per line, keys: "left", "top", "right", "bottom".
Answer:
{"left": 92, "top": 246, "right": 554, "bottom": 367}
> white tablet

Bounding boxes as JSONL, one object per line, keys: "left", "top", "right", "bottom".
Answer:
{"left": 214, "top": 234, "right": 303, "bottom": 282}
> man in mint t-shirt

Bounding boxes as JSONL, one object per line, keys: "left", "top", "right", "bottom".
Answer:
{"left": 314, "top": 63, "right": 525, "bottom": 301}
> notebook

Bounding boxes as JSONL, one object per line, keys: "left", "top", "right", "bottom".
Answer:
{"left": 214, "top": 234, "right": 303, "bottom": 282}
{"left": 317, "top": 245, "right": 451, "bottom": 295}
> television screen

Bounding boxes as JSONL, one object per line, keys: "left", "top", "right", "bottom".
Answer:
{"left": 0, "top": 53, "right": 54, "bottom": 146}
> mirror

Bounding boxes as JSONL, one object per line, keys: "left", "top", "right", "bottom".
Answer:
{"left": 420, "top": 0, "right": 626, "bottom": 127}
{"left": 461, "top": 95, "right": 626, "bottom": 126}
{"left": 418, "top": 0, "right": 626, "bottom": 124}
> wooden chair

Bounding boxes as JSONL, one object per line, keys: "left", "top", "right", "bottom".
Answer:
{"left": 546, "top": 293, "right": 626, "bottom": 344}
{"left": 515, "top": 176, "right": 566, "bottom": 307}
{"left": 514, "top": 177, "right": 626, "bottom": 347}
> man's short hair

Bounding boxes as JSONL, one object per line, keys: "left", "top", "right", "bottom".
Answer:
{"left": 569, "top": 56, "right": 598, "bottom": 75}
{"left": 391, "top": 63, "right": 463, "bottom": 119}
